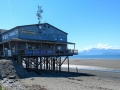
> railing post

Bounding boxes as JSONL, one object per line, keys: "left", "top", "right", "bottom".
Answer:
{"left": 32, "top": 49, "right": 34, "bottom": 56}
{"left": 25, "top": 50, "right": 26, "bottom": 56}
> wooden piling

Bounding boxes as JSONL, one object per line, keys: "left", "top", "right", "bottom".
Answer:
{"left": 46, "top": 57, "right": 48, "bottom": 70}
{"left": 59, "top": 57, "right": 61, "bottom": 71}
{"left": 53, "top": 58, "right": 55, "bottom": 70}
{"left": 67, "top": 56, "right": 69, "bottom": 72}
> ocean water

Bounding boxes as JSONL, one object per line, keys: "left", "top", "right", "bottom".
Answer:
{"left": 70, "top": 55, "right": 120, "bottom": 60}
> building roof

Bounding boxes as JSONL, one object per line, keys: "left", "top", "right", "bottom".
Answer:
{"left": 0, "top": 29, "right": 8, "bottom": 34}
{"left": 0, "top": 23, "right": 68, "bottom": 35}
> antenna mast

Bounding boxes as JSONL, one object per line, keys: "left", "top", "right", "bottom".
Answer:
{"left": 36, "top": 6, "right": 43, "bottom": 25}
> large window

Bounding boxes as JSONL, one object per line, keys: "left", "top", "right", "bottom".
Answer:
{"left": 15, "top": 29, "right": 18, "bottom": 34}
{"left": 2, "top": 35, "right": 4, "bottom": 40}
{"left": 58, "top": 35, "right": 63, "bottom": 41}
{"left": 53, "top": 34, "right": 58, "bottom": 41}
{"left": 48, "top": 34, "right": 52, "bottom": 40}
{"left": 9, "top": 31, "right": 15, "bottom": 36}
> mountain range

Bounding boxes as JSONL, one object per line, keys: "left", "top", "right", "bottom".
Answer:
{"left": 79, "top": 48, "right": 120, "bottom": 55}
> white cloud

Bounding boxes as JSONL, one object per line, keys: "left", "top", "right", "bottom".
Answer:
{"left": 83, "top": 43, "right": 120, "bottom": 51}
{"left": 84, "top": 46, "right": 93, "bottom": 51}
{"left": 97, "top": 43, "right": 112, "bottom": 49}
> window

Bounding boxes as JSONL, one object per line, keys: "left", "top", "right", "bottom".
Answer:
{"left": 2, "top": 35, "right": 4, "bottom": 40}
{"left": 48, "top": 34, "right": 52, "bottom": 40}
{"left": 43, "top": 34, "right": 47, "bottom": 39}
{"left": 15, "top": 29, "right": 18, "bottom": 34}
{"left": 6, "top": 34, "right": 8, "bottom": 39}
{"left": 58, "top": 35, "right": 63, "bottom": 41}
{"left": 9, "top": 31, "right": 15, "bottom": 36}
{"left": 44, "top": 24, "right": 46, "bottom": 28}
{"left": 4, "top": 35, "right": 6, "bottom": 39}
{"left": 53, "top": 34, "right": 58, "bottom": 41}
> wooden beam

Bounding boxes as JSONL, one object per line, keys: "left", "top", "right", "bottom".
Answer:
{"left": 59, "top": 57, "right": 61, "bottom": 71}
{"left": 53, "top": 58, "right": 55, "bottom": 70}
{"left": 40, "top": 57, "right": 42, "bottom": 70}
{"left": 67, "top": 56, "right": 69, "bottom": 72}
{"left": 2, "top": 44, "right": 5, "bottom": 57}
{"left": 8, "top": 41, "right": 12, "bottom": 56}
{"left": 61, "top": 56, "right": 67, "bottom": 65}
{"left": 46, "top": 57, "right": 48, "bottom": 70}
{"left": 36, "top": 57, "right": 38, "bottom": 72}
{"left": 74, "top": 43, "right": 75, "bottom": 50}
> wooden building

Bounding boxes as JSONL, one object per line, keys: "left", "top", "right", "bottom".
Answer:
{"left": 0, "top": 23, "right": 78, "bottom": 72}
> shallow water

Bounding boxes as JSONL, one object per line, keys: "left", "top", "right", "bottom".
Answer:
{"left": 69, "top": 55, "right": 120, "bottom": 60}
{"left": 62, "top": 64, "right": 120, "bottom": 73}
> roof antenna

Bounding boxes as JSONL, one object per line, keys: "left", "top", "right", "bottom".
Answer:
{"left": 36, "top": 6, "right": 43, "bottom": 29}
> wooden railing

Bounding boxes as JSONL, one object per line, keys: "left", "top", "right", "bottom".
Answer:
{"left": 0, "top": 49, "right": 78, "bottom": 57}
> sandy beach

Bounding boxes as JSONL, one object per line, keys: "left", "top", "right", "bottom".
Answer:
{"left": 20, "top": 59, "right": 120, "bottom": 90}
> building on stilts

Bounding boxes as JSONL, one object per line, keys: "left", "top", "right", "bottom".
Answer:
{"left": 0, "top": 6, "right": 78, "bottom": 72}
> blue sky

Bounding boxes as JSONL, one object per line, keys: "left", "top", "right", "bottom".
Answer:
{"left": 0, "top": 0, "right": 120, "bottom": 51}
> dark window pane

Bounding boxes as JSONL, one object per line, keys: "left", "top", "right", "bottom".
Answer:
{"left": 43, "top": 34, "right": 47, "bottom": 39}
{"left": 58, "top": 35, "right": 63, "bottom": 41}
{"left": 53, "top": 34, "right": 58, "bottom": 40}
{"left": 48, "top": 34, "right": 52, "bottom": 40}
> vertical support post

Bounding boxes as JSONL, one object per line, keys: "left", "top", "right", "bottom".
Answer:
{"left": 25, "top": 42, "right": 28, "bottom": 56}
{"left": 44, "top": 57, "right": 45, "bottom": 70}
{"left": 51, "top": 57, "right": 53, "bottom": 70}
{"left": 74, "top": 43, "right": 75, "bottom": 50}
{"left": 18, "top": 55, "right": 22, "bottom": 65}
{"left": 27, "top": 57, "right": 29, "bottom": 71}
{"left": 59, "top": 57, "right": 61, "bottom": 71}
{"left": 67, "top": 56, "right": 69, "bottom": 72}
{"left": 36, "top": 57, "right": 38, "bottom": 72}
{"left": 8, "top": 41, "right": 12, "bottom": 56}
{"left": 49, "top": 58, "right": 50, "bottom": 71}
{"left": 53, "top": 58, "right": 55, "bottom": 70}
{"left": 46, "top": 57, "right": 48, "bottom": 70}
{"left": 25, "top": 58, "right": 27, "bottom": 69}
{"left": 40, "top": 43, "right": 42, "bottom": 55}
{"left": 2, "top": 44, "right": 5, "bottom": 57}
{"left": 55, "top": 57, "right": 57, "bottom": 71}
{"left": 54, "top": 43, "right": 56, "bottom": 55}
{"left": 40, "top": 57, "right": 42, "bottom": 70}
{"left": 26, "top": 42, "right": 27, "bottom": 49}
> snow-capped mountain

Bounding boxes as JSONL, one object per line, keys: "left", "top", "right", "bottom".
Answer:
{"left": 79, "top": 48, "right": 120, "bottom": 55}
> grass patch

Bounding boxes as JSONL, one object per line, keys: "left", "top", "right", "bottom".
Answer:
{"left": 0, "top": 84, "right": 8, "bottom": 90}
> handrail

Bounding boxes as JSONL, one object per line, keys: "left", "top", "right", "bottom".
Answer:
{"left": 1, "top": 49, "right": 78, "bottom": 57}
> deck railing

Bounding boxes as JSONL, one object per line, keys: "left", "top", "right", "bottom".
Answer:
{"left": 1, "top": 49, "right": 78, "bottom": 57}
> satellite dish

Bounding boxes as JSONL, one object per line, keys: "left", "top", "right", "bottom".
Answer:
{"left": 39, "top": 26, "right": 42, "bottom": 29}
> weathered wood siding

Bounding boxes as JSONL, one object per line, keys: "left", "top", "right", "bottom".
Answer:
{"left": 19, "top": 23, "right": 67, "bottom": 42}
{"left": 1, "top": 23, "right": 67, "bottom": 42}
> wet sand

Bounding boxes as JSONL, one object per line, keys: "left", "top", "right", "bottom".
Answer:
{"left": 21, "top": 59, "right": 120, "bottom": 90}
{"left": 63, "top": 58, "right": 120, "bottom": 69}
